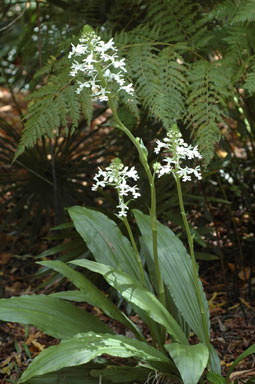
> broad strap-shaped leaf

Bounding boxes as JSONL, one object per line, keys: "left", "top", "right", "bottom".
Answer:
{"left": 20, "top": 332, "right": 175, "bottom": 383}
{"left": 51, "top": 290, "right": 144, "bottom": 342}
{"left": 133, "top": 210, "right": 221, "bottom": 373}
{"left": 140, "top": 236, "right": 190, "bottom": 339}
{"left": 207, "top": 372, "right": 226, "bottom": 384}
{"left": 165, "top": 343, "right": 209, "bottom": 384}
{"left": 70, "top": 259, "right": 188, "bottom": 345}
{"left": 50, "top": 290, "right": 95, "bottom": 302}
{"left": 26, "top": 364, "right": 113, "bottom": 384}
{"left": 67, "top": 206, "right": 156, "bottom": 333}
{"left": 90, "top": 366, "right": 152, "bottom": 383}
{"left": 41, "top": 260, "right": 144, "bottom": 340}
{"left": 68, "top": 206, "right": 140, "bottom": 279}
{"left": 133, "top": 210, "right": 220, "bottom": 373}
{"left": 133, "top": 210, "right": 209, "bottom": 342}
{"left": 209, "top": 344, "right": 222, "bottom": 375}
{"left": 0, "top": 295, "right": 110, "bottom": 339}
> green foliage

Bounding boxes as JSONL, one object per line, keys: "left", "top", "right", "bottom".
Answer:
{"left": 133, "top": 210, "right": 210, "bottom": 346}
{"left": 232, "top": 0, "right": 255, "bottom": 23}
{"left": 0, "top": 208, "right": 210, "bottom": 383}
{"left": 1, "top": 2, "right": 255, "bottom": 383}
{"left": 3, "top": 0, "right": 255, "bottom": 166}
{"left": 0, "top": 294, "right": 110, "bottom": 339}
{"left": 68, "top": 206, "right": 141, "bottom": 280}
{"left": 186, "top": 60, "right": 231, "bottom": 166}
{"left": 25, "top": 364, "right": 125, "bottom": 384}
{"left": 0, "top": 207, "right": 252, "bottom": 382}
{"left": 19, "top": 332, "right": 173, "bottom": 383}
{"left": 165, "top": 343, "right": 209, "bottom": 384}
{"left": 16, "top": 56, "right": 93, "bottom": 157}
{"left": 128, "top": 45, "right": 187, "bottom": 128}
{"left": 40, "top": 260, "right": 143, "bottom": 339}
{"left": 145, "top": 0, "right": 206, "bottom": 46}
{"left": 71, "top": 258, "right": 188, "bottom": 345}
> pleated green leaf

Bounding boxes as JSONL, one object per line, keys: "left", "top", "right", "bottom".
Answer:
{"left": 50, "top": 290, "right": 94, "bottom": 302}
{"left": 20, "top": 332, "right": 173, "bottom": 382}
{"left": 165, "top": 343, "right": 209, "bottom": 384}
{"left": 68, "top": 206, "right": 140, "bottom": 280}
{"left": 207, "top": 372, "right": 226, "bottom": 384}
{"left": 133, "top": 210, "right": 209, "bottom": 341}
{"left": 70, "top": 259, "right": 188, "bottom": 345}
{"left": 90, "top": 366, "right": 152, "bottom": 383}
{"left": 133, "top": 209, "right": 221, "bottom": 373}
{"left": 67, "top": 206, "right": 156, "bottom": 334}
{"left": 209, "top": 344, "right": 222, "bottom": 375}
{"left": 26, "top": 364, "right": 111, "bottom": 384}
{"left": 41, "top": 260, "right": 144, "bottom": 340}
{"left": 0, "top": 295, "right": 110, "bottom": 339}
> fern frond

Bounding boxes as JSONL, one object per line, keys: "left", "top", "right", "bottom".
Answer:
{"left": 224, "top": 25, "right": 252, "bottom": 62}
{"left": 145, "top": 0, "right": 206, "bottom": 46}
{"left": 128, "top": 45, "right": 187, "bottom": 129}
{"left": 208, "top": 0, "right": 239, "bottom": 21}
{"left": 244, "top": 70, "right": 255, "bottom": 94}
{"left": 15, "top": 57, "right": 92, "bottom": 158}
{"left": 232, "top": 0, "right": 255, "bottom": 23}
{"left": 113, "top": 25, "right": 162, "bottom": 47}
{"left": 186, "top": 60, "right": 231, "bottom": 166}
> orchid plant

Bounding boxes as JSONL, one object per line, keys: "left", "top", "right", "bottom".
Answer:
{"left": 0, "top": 25, "right": 254, "bottom": 384}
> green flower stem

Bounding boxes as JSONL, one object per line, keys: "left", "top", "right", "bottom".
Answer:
{"left": 108, "top": 97, "right": 165, "bottom": 309}
{"left": 123, "top": 216, "right": 160, "bottom": 349}
{"left": 95, "top": 62, "right": 165, "bottom": 342}
{"left": 122, "top": 217, "right": 146, "bottom": 287}
{"left": 151, "top": 170, "right": 165, "bottom": 307}
{"left": 175, "top": 174, "right": 210, "bottom": 348}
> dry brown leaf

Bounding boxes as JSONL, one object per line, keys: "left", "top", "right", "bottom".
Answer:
{"left": 239, "top": 297, "right": 252, "bottom": 309}
{"left": 238, "top": 267, "right": 251, "bottom": 281}
{"left": 25, "top": 333, "right": 36, "bottom": 346}
{"left": 0, "top": 252, "right": 12, "bottom": 265}
{"left": 228, "top": 263, "right": 251, "bottom": 281}
{"left": 0, "top": 363, "right": 13, "bottom": 375}
{"left": 229, "top": 368, "right": 255, "bottom": 381}
{"left": 228, "top": 263, "right": 235, "bottom": 273}
{"left": 0, "top": 356, "right": 12, "bottom": 367}
{"left": 31, "top": 340, "right": 45, "bottom": 351}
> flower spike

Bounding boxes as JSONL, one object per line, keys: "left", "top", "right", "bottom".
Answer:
{"left": 92, "top": 158, "right": 140, "bottom": 218}
{"left": 69, "top": 25, "right": 134, "bottom": 102}
{"left": 154, "top": 126, "right": 202, "bottom": 182}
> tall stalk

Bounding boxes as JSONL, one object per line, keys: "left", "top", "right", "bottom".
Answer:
{"left": 122, "top": 216, "right": 164, "bottom": 350}
{"left": 88, "top": 51, "right": 167, "bottom": 343}
{"left": 175, "top": 174, "right": 210, "bottom": 348}
{"left": 122, "top": 217, "right": 146, "bottom": 287}
{"left": 107, "top": 96, "right": 165, "bottom": 309}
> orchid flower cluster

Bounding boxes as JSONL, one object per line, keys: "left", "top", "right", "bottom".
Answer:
{"left": 154, "top": 129, "right": 202, "bottom": 182}
{"left": 68, "top": 25, "right": 134, "bottom": 101}
{"left": 92, "top": 158, "right": 140, "bottom": 218}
